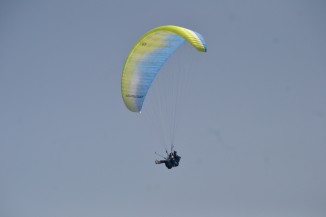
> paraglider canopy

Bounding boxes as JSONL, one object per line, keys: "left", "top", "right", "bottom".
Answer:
{"left": 121, "top": 25, "right": 207, "bottom": 112}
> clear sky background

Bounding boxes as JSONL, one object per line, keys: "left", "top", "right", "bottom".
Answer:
{"left": 1, "top": 0, "right": 325, "bottom": 216}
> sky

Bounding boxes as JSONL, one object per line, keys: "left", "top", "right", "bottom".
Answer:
{"left": 1, "top": 0, "right": 326, "bottom": 216}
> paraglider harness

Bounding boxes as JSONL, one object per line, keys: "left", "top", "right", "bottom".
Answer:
{"left": 155, "top": 146, "right": 181, "bottom": 169}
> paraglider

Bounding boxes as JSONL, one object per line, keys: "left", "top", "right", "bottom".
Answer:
{"left": 155, "top": 150, "right": 181, "bottom": 169}
{"left": 121, "top": 25, "right": 207, "bottom": 169}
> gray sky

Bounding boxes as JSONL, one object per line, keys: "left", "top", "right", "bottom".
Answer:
{"left": 1, "top": 0, "right": 326, "bottom": 216}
